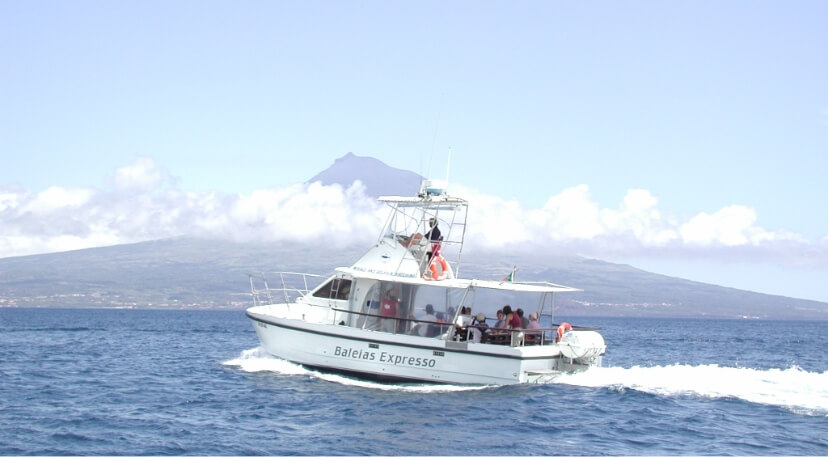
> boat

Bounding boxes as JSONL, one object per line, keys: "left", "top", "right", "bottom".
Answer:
{"left": 245, "top": 180, "right": 606, "bottom": 384}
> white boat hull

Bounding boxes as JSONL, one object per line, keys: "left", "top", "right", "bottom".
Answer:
{"left": 247, "top": 304, "right": 601, "bottom": 385}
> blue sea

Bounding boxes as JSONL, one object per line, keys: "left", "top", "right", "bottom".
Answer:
{"left": 0, "top": 308, "right": 826, "bottom": 456}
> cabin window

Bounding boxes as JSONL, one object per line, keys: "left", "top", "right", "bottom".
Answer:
{"left": 312, "top": 278, "right": 352, "bottom": 300}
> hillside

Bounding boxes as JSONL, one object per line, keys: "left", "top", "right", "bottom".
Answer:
{"left": 1, "top": 152, "right": 825, "bottom": 319}
{"left": 0, "top": 237, "right": 825, "bottom": 320}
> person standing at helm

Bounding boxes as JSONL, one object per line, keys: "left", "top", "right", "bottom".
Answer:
{"left": 425, "top": 217, "right": 442, "bottom": 263}
{"left": 426, "top": 217, "right": 441, "bottom": 243}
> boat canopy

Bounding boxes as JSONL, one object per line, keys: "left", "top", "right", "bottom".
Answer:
{"left": 335, "top": 266, "right": 581, "bottom": 294}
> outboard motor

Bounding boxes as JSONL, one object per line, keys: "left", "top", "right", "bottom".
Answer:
{"left": 558, "top": 330, "right": 606, "bottom": 363}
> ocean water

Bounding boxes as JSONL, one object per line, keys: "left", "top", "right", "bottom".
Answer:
{"left": 0, "top": 308, "right": 826, "bottom": 456}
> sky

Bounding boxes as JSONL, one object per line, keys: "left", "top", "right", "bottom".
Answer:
{"left": 1, "top": 1, "right": 827, "bottom": 302}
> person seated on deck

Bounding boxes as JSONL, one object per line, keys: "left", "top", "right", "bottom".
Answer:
{"left": 483, "top": 308, "right": 510, "bottom": 344}
{"left": 411, "top": 304, "right": 439, "bottom": 337}
{"left": 517, "top": 308, "right": 530, "bottom": 329}
{"left": 503, "top": 305, "right": 524, "bottom": 346}
{"left": 453, "top": 306, "right": 473, "bottom": 341}
{"left": 493, "top": 309, "right": 505, "bottom": 330}
{"left": 469, "top": 312, "right": 489, "bottom": 343}
{"left": 401, "top": 232, "right": 424, "bottom": 249}
{"left": 524, "top": 312, "right": 542, "bottom": 344}
{"left": 527, "top": 312, "right": 541, "bottom": 330}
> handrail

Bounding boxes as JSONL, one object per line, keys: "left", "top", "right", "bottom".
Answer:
{"left": 551, "top": 323, "right": 602, "bottom": 331}
{"left": 320, "top": 304, "right": 580, "bottom": 346}
{"left": 248, "top": 272, "right": 326, "bottom": 305}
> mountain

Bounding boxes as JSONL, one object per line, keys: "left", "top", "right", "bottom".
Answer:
{"left": 307, "top": 152, "right": 424, "bottom": 197}
{"left": 0, "top": 237, "right": 825, "bottom": 319}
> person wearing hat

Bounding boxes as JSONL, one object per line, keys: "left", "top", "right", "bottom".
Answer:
{"left": 471, "top": 312, "right": 489, "bottom": 343}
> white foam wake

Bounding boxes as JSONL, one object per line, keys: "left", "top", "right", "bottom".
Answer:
{"left": 223, "top": 347, "right": 489, "bottom": 393}
{"left": 553, "top": 364, "right": 828, "bottom": 416}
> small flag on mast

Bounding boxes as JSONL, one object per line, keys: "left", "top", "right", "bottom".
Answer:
{"left": 502, "top": 266, "right": 516, "bottom": 283}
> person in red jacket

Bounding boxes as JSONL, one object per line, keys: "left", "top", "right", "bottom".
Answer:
{"left": 380, "top": 289, "right": 400, "bottom": 333}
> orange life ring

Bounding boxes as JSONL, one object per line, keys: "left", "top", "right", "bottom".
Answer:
{"left": 556, "top": 322, "right": 572, "bottom": 342}
{"left": 424, "top": 254, "right": 449, "bottom": 281}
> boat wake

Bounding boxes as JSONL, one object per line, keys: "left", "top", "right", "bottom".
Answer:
{"left": 223, "top": 347, "right": 489, "bottom": 393}
{"left": 552, "top": 364, "right": 828, "bottom": 416}
{"left": 225, "top": 349, "right": 827, "bottom": 415}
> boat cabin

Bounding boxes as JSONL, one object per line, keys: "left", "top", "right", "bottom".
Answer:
{"left": 299, "top": 271, "right": 575, "bottom": 347}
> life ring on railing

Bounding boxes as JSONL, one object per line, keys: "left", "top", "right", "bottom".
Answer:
{"left": 556, "top": 322, "right": 573, "bottom": 343}
{"left": 424, "top": 254, "right": 449, "bottom": 281}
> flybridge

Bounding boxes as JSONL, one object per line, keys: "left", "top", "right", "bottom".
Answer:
{"left": 377, "top": 183, "right": 469, "bottom": 279}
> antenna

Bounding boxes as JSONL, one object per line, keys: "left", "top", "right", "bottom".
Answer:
{"left": 427, "top": 95, "right": 443, "bottom": 180}
{"left": 445, "top": 147, "right": 452, "bottom": 188}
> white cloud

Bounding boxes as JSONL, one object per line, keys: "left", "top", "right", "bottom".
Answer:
{"left": 678, "top": 205, "right": 792, "bottom": 246}
{"left": 0, "top": 160, "right": 825, "bottom": 268}
{"left": 22, "top": 186, "right": 94, "bottom": 214}
{"left": 0, "top": 191, "right": 20, "bottom": 211}
{"left": 113, "top": 157, "right": 162, "bottom": 190}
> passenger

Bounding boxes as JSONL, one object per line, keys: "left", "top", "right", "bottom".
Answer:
{"left": 435, "top": 311, "right": 446, "bottom": 335}
{"left": 338, "top": 282, "right": 351, "bottom": 300}
{"left": 470, "top": 312, "right": 488, "bottom": 343}
{"left": 475, "top": 312, "right": 489, "bottom": 329}
{"left": 503, "top": 305, "right": 522, "bottom": 330}
{"left": 415, "top": 304, "right": 439, "bottom": 337}
{"left": 380, "top": 289, "right": 400, "bottom": 333}
{"left": 493, "top": 309, "right": 506, "bottom": 330}
{"left": 453, "top": 306, "right": 473, "bottom": 341}
{"left": 454, "top": 306, "right": 473, "bottom": 328}
{"left": 503, "top": 305, "right": 523, "bottom": 346}
{"left": 517, "top": 308, "right": 530, "bottom": 329}
{"left": 402, "top": 232, "right": 423, "bottom": 248}
{"left": 527, "top": 312, "right": 541, "bottom": 330}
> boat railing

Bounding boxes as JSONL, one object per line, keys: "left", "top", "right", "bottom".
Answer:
{"left": 248, "top": 272, "right": 326, "bottom": 307}
{"left": 292, "top": 301, "right": 597, "bottom": 347}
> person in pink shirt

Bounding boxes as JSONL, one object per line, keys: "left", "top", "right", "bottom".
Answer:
{"left": 528, "top": 312, "right": 541, "bottom": 330}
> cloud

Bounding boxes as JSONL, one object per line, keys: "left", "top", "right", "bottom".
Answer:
{"left": 450, "top": 183, "right": 824, "bottom": 266}
{"left": 22, "top": 186, "right": 94, "bottom": 214}
{"left": 0, "top": 159, "right": 825, "bottom": 268}
{"left": 112, "top": 157, "right": 163, "bottom": 191}
{"left": 679, "top": 205, "right": 804, "bottom": 247}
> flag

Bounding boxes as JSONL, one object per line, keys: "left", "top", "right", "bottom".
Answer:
{"left": 502, "top": 266, "right": 515, "bottom": 282}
